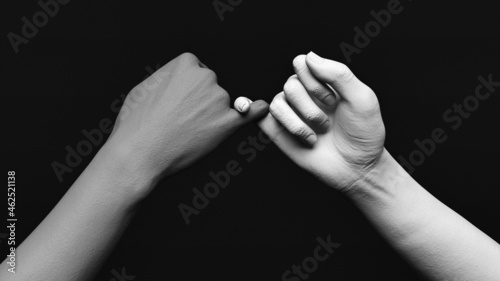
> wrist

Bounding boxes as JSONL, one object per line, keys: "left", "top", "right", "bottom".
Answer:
{"left": 92, "top": 140, "right": 160, "bottom": 201}
{"left": 344, "top": 148, "right": 415, "bottom": 201}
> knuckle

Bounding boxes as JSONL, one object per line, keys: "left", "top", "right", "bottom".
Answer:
{"left": 269, "top": 95, "right": 284, "bottom": 115}
{"left": 269, "top": 101, "right": 280, "bottom": 118}
{"left": 214, "top": 84, "right": 229, "bottom": 96}
{"left": 217, "top": 91, "right": 230, "bottom": 104}
{"left": 287, "top": 74, "right": 299, "bottom": 81}
{"left": 211, "top": 88, "right": 230, "bottom": 108}
{"left": 177, "top": 52, "right": 200, "bottom": 68}
{"left": 310, "top": 86, "right": 330, "bottom": 99}
{"left": 207, "top": 69, "right": 218, "bottom": 80}
{"left": 292, "top": 55, "right": 307, "bottom": 73}
{"left": 318, "top": 92, "right": 336, "bottom": 104}
{"left": 289, "top": 124, "right": 310, "bottom": 138}
{"left": 304, "top": 111, "right": 328, "bottom": 126}
{"left": 275, "top": 91, "right": 286, "bottom": 101}
{"left": 283, "top": 78, "right": 302, "bottom": 96}
{"left": 200, "top": 68, "right": 218, "bottom": 82}
{"left": 179, "top": 52, "right": 198, "bottom": 61}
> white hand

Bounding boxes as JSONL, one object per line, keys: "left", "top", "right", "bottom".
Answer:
{"left": 258, "top": 52, "right": 385, "bottom": 192}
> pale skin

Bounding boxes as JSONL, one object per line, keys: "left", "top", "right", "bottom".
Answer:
{"left": 0, "top": 52, "right": 268, "bottom": 281}
{"left": 256, "top": 51, "right": 500, "bottom": 280}
{"left": 2, "top": 51, "right": 498, "bottom": 281}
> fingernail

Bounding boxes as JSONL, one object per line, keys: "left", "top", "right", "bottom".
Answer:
{"left": 240, "top": 101, "right": 249, "bottom": 112}
{"left": 235, "top": 97, "right": 252, "bottom": 113}
{"left": 305, "top": 134, "right": 317, "bottom": 146}
{"left": 308, "top": 51, "right": 324, "bottom": 64}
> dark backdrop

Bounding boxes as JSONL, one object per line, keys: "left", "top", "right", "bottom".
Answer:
{"left": 2, "top": 0, "right": 500, "bottom": 280}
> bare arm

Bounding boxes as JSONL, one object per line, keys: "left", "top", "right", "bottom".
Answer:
{"left": 0, "top": 142, "right": 149, "bottom": 280}
{"left": 0, "top": 52, "right": 268, "bottom": 281}
{"left": 258, "top": 52, "right": 500, "bottom": 280}
{"left": 347, "top": 148, "right": 500, "bottom": 280}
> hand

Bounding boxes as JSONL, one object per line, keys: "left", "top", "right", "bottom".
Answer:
{"left": 106, "top": 52, "right": 268, "bottom": 186}
{"left": 258, "top": 52, "right": 385, "bottom": 192}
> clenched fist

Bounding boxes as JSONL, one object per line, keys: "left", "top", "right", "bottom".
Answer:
{"left": 258, "top": 52, "right": 385, "bottom": 193}
{"left": 106, "top": 52, "right": 268, "bottom": 187}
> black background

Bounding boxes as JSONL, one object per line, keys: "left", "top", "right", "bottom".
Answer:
{"left": 2, "top": 0, "right": 500, "bottom": 280}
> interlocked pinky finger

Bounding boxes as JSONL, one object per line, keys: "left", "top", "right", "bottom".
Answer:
{"left": 269, "top": 92, "right": 317, "bottom": 146}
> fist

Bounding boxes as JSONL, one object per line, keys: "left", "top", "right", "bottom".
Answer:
{"left": 107, "top": 52, "right": 268, "bottom": 183}
{"left": 258, "top": 52, "right": 385, "bottom": 192}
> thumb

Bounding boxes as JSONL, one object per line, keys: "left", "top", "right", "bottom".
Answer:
{"left": 305, "top": 51, "right": 368, "bottom": 104}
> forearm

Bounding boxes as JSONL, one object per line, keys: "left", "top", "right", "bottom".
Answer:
{"left": 345, "top": 149, "right": 500, "bottom": 281}
{"left": 0, "top": 142, "right": 153, "bottom": 281}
